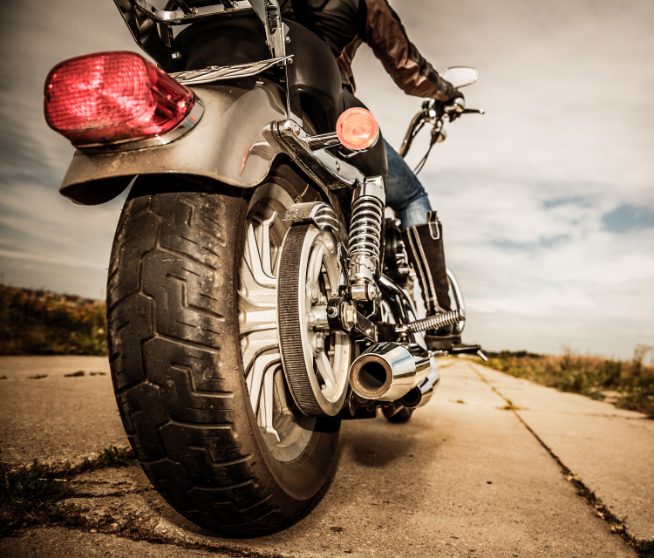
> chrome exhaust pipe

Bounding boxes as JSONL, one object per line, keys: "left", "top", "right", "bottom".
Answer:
{"left": 349, "top": 342, "right": 430, "bottom": 402}
{"left": 415, "top": 367, "right": 440, "bottom": 407}
{"left": 384, "top": 367, "right": 441, "bottom": 414}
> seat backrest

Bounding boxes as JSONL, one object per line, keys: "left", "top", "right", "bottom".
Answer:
{"left": 176, "top": 15, "right": 344, "bottom": 133}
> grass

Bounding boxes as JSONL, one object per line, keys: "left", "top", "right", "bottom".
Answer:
{"left": 0, "top": 284, "right": 106, "bottom": 356}
{"left": 96, "top": 445, "right": 132, "bottom": 468}
{"left": 0, "top": 445, "right": 133, "bottom": 536}
{"left": 0, "top": 461, "right": 76, "bottom": 536}
{"left": 486, "top": 346, "right": 654, "bottom": 418}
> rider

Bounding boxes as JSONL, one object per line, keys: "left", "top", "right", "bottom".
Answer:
{"left": 284, "top": 0, "right": 461, "bottom": 341}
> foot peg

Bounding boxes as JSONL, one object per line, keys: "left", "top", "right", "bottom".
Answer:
{"left": 424, "top": 334, "right": 488, "bottom": 362}
{"left": 425, "top": 333, "right": 460, "bottom": 351}
{"left": 450, "top": 344, "right": 488, "bottom": 362}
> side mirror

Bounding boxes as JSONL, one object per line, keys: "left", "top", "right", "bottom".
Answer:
{"left": 442, "top": 66, "right": 478, "bottom": 89}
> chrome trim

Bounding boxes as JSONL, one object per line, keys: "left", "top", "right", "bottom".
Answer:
{"left": 75, "top": 98, "right": 205, "bottom": 154}
{"left": 171, "top": 56, "right": 292, "bottom": 85}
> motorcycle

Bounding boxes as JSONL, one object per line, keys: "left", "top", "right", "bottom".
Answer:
{"left": 43, "top": 0, "right": 484, "bottom": 536}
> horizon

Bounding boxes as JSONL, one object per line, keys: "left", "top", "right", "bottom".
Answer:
{"left": 1, "top": 281, "right": 651, "bottom": 362}
{"left": 0, "top": 0, "right": 653, "bottom": 359}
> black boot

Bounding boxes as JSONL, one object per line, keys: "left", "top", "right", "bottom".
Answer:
{"left": 403, "top": 212, "right": 461, "bottom": 348}
{"left": 403, "top": 211, "right": 451, "bottom": 313}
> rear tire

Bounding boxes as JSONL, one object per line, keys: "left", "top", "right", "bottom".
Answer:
{"left": 107, "top": 170, "right": 339, "bottom": 536}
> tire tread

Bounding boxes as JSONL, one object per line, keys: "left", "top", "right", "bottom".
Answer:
{"left": 108, "top": 188, "right": 296, "bottom": 535}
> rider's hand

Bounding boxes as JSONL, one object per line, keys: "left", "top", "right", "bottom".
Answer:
{"left": 451, "top": 91, "right": 465, "bottom": 111}
{"left": 444, "top": 91, "right": 465, "bottom": 120}
{"left": 430, "top": 91, "right": 464, "bottom": 114}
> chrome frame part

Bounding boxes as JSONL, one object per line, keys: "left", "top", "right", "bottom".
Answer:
{"left": 274, "top": 120, "right": 366, "bottom": 190}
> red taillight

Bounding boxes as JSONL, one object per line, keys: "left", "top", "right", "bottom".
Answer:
{"left": 336, "top": 107, "right": 379, "bottom": 151}
{"left": 44, "top": 51, "right": 194, "bottom": 146}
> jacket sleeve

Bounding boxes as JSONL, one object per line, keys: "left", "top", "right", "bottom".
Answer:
{"left": 361, "top": 0, "right": 455, "bottom": 101}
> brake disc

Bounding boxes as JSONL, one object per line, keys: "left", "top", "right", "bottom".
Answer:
{"left": 277, "top": 224, "right": 351, "bottom": 416}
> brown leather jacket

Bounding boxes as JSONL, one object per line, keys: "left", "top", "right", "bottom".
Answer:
{"left": 282, "top": 0, "right": 456, "bottom": 101}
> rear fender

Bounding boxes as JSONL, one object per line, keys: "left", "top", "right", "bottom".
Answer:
{"left": 60, "top": 79, "right": 287, "bottom": 205}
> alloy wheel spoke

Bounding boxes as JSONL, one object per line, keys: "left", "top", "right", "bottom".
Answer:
{"left": 260, "top": 211, "right": 277, "bottom": 277}
{"left": 317, "top": 350, "right": 336, "bottom": 390}
{"left": 242, "top": 329, "right": 279, "bottom": 376}
{"left": 246, "top": 222, "right": 276, "bottom": 288}
{"left": 248, "top": 352, "right": 281, "bottom": 413}
{"left": 259, "top": 365, "right": 280, "bottom": 442}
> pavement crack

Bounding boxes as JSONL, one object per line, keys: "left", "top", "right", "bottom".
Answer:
{"left": 72, "top": 526, "right": 292, "bottom": 558}
{"left": 2, "top": 445, "right": 135, "bottom": 478}
{"left": 471, "top": 363, "right": 653, "bottom": 557}
{"left": 0, "top": 445, "right": 137, "bottom": 536}
{"left": 70, "top": 488, "right": 154, "bottom": 499}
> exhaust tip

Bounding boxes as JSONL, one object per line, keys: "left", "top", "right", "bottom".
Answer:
{"left": 348, "top": 343, "right": 420, "bottom": 401}
{"left": 350, "top": 356, "right": 392, "bottom": 399}
{"left": 400, "top": 387, "right": 422, "bottom": 408}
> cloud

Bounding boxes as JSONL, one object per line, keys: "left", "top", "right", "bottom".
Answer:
{"left": 1, "top": 0, "right": 653, "bottom": 357}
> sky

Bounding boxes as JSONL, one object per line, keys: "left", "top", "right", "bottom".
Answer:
{"left": 0, "top": 0, "right": 653, "bottom": 358}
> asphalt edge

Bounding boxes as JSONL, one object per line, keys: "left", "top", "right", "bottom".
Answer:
{"left": 470, "top": 362, "right": 654, "bottom": 558}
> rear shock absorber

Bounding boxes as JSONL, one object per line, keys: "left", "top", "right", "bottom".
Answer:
{"left": 348, "top": 176, "right": 385, "bottom": 301}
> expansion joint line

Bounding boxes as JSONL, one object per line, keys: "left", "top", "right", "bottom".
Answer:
{"left": 469, "top": 363, "right": 653, "bottom": 558}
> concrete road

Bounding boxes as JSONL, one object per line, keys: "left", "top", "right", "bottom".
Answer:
{"left": 1, "top": 356, "right": 652, "bottom": 557}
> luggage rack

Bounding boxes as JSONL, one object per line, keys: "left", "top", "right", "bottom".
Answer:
{"left": 114, "top": 0, "right": 286, "bottom": 60}
{"left": 114, "top": 0, "right": 302, "bottom": 122}
{"left": 127, "top": 0, "right": 253, "bottom": 24}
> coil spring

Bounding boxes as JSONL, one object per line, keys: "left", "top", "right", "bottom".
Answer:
{"left": 348, "top": 194, "right": 384, "bottom": 269}
{"left": 405, "top": 310, "right": 464, "bottom": 334}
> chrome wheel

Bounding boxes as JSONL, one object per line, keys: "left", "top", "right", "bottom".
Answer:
{"left": 238, "top": 184, "right": 315, "bottom": 462}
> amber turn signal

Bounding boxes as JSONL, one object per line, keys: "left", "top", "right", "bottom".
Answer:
{"left": 336, "top": 107, "right": 379, "bottom": 151}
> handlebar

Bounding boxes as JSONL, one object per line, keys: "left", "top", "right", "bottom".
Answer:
{"left": 425, "top": 97, "right": 485, "bottom": 119}
{"left": 399, "top": 95, "right": 484, "bottom": 171}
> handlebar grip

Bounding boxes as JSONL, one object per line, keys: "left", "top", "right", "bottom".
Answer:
{"left": 452, "top": 97, "right": 466, "bottom": 113}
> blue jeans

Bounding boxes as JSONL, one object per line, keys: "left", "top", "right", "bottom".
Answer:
{"left": 384, "top": 139, "right": 432, "bottom": 229}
